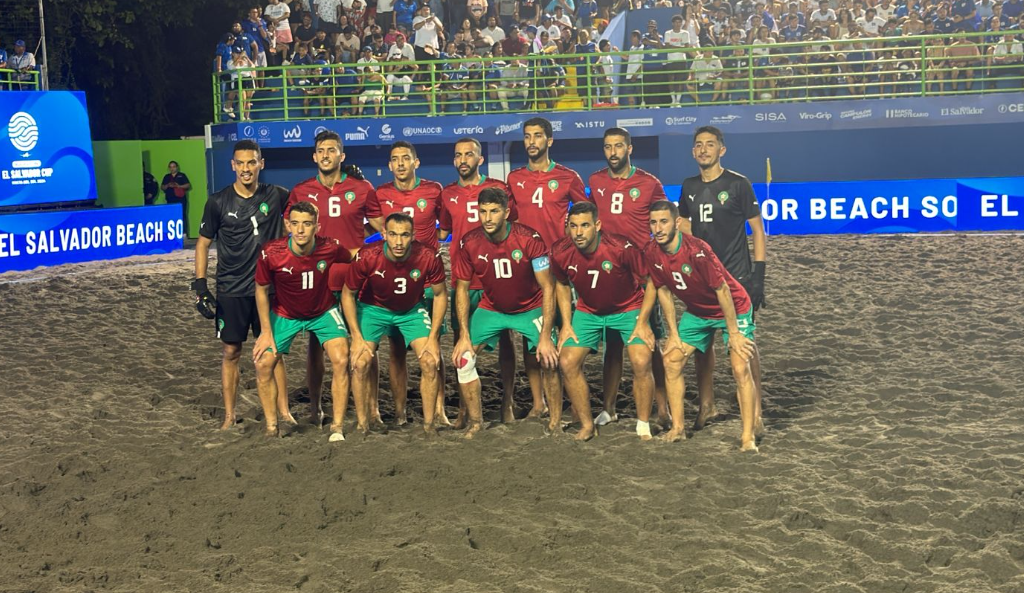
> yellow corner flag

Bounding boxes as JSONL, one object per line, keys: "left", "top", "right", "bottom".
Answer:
{"left": 766, "top": 157, "right": 772, "bottom": 185}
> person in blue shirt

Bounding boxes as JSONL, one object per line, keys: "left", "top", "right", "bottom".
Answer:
{"left": 395, "top": 0, "right": 418, "bottom": 33}
{"left": 951, "top": 0, "right": 977, "bottom": 22}
{"left": 578, "top": 0, "right": 598, "bottom": 26}
{"left": 781, "top": 13, "right": 806, "bottom": 40}
{"left": 1004, "top": 0, "right": 1024, "bottom": 20}
{"left": 231, "top": 22, "right": 259, "bottom": 61}
{"left": 242, "top": 6, "right": 271, "bottom": 88}
{"left": 933, "top": 6, "right": 955, "bottom": 33}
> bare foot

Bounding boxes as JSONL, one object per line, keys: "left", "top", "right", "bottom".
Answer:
{"left": 639, "top": 433, "right": 653, "bottom": 442}
{"left": 545, "top": 420, "right": 562, "bottom": 435}
{"left": 741, "top": 439, "right": 759, "bottom": 453}
{"left": 500, "top": 404, "right": 516, "bottom": 423}
{"left": 309, "top": 407, "right": 325, "bottom": 428}
{"left": 525, "top": 406, "right": 547, "bottom": 419}
{"left": 661, "top": 427, "right": 686, "bottom": 442}
{"left": 574, "top": 425, "right": 596, "bottom": 442}
{"left": 692, "top": 404, "right": 719, "bottom": 431}
{"left": 219, "top": 414, "right": 237, "bottom": 430}
{"left": 394, "top": 409, "right": 408, "bottom": 427}
{"left": 656, "top": 413, "right": 672, "bottom": 429}
{"left": 370, "top": 417, "right": 387, "bottom": 433}
{"left": 754, "top": 417, "right": 766, "bottom": 437}
{"left": 264, "top": 425, "right": 279, "bottom": 438}
{"left": 452, "top": 413, "right": 467, "bottom": 430}
{"left": 423, "top": 424, "right": 438, "bottom": 438}
{"left": 356, "top": 423, "right": 370, "bottom": 435}
{"left": 435, "top": 412, "right": 452, "bottom": 427}
{"left": 463, "top": 421, "right": 483, "bottom": 440}
{"left": 279, "top": 412, "right": 299, "bottom": 426}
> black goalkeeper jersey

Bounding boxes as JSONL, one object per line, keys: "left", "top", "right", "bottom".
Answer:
{"left": 679, "top": 169, "right": 762, "bottom": 284}
{"left": 199, "top": 183, "right": 289, "bottom": 297}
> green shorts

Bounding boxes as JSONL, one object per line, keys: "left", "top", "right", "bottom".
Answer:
{"left": 563, "top": 309, "right": 647, "bottom": 352}
{"left": 270, "top": 308, "right": 349, "bottom": 354}
{"left": 677, "top": 310, "right": 755, "bottom": 354}
{"left": 389, "top": 288, "right": 446, "bottom": 347}
{"left": 450, "top": 287, "right": 484, "bottom": 335}
{"left": 357, "top": 302, "right": 434, "bottom": 345}
{"left": 470, "top": 306, "right": 547, "bottom": 352}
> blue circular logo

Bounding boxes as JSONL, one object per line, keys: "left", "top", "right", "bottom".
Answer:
{"left": 8, "top": 111, "right": 38, "bottom": 152}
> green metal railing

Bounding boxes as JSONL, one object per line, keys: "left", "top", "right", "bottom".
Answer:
{"left": 0, "top": 68, "right": 41, "bottom": 91}
{"left": 211, "top": 31, "right": 1024, "bottom": 122}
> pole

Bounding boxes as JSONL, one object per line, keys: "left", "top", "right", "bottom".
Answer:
{"left": 38, "top": 0, "right": 49, "bottom": 89}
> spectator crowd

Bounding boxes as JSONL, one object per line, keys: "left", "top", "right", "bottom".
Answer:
{"left": 0, "top": 38, "right": 40, "bottom": 89}
{"left": 212, "top": 0, "right": 1024, "bottom": 118}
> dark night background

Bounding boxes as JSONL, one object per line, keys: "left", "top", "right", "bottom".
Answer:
{"left": 5, "top": 0, "right": 256, "bottom": 140}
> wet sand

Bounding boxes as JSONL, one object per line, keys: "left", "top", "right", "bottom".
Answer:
{"left": 1, "top": 233, "right": 1023, "bottom": 593}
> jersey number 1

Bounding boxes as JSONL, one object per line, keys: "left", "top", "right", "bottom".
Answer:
{"left": 302, "top": 270, "right": 314, "bottom": 290}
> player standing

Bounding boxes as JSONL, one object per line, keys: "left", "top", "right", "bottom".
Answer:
{"left": 551, "top": 202, "right": 657, "bottom": 442}
{"left": 193, "top": 140, "right": 291, "bottom": 430}
{"left": 507, "top": 117, "right": 587, "bottom": 419}
{"left": 252, "top": 203, "right": 353, "bottom": 437}
{"left": 365, "top": 141, "right": 447, "bottom": 426}
{"left": 587, "top": 127, "right": 671, "bottom": 427}
{"left": 680, "top": 126, "right": 766, "bottom": 433}
{"left": 342, "top": 214, "right": 448, "bottom": 435}
{"left": 451, "top": 188, "right": 561, "bottom": 438}
{"left": 288, "top": 130, "right": 376, "bottom": 426}
{"left": 439, "top": 137, "right": 520, "bottom": 422}
{"left": 645, "top": 200, "right": 758, "bottom": 451}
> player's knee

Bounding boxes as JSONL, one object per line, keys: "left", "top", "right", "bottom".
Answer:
{"left": 558, "top": 352, "right": 584, "bottom": 376}
{"left": 352, "top": 354, "right": 372, "bottom": 376}
{"left": 420, "top": 357, "right": 438, "bottom": 379}
{"left": 329, "top": 352, "right": 349, "bottom": 373}
{"left": 254, "top": 353, "right": 278, "bottom": 378}
{"left": 731, "top": 359, "right": 752, "bottom": 383}
{"left": 628, "top": 351, "right": 652, "bottom": 375}
{"left": 456, "top": 352, "right": 479, "bottom": 384}
{"left": 222, "top": 343, "right": 242, "bottom": 362}
{"left": 663, "top": 350, "right": 687, "bottom": 372}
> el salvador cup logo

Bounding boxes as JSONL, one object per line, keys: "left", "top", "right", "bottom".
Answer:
{"left": 8, "top": 111, "right": 39, "bottom": 153}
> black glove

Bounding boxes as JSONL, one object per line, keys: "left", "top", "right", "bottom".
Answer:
{"left": 748, "top": 261, "right": 766, "bottom": 311}
{"left": 341, "top": 163, "right": 364, "bottom": 181}
{"left": 191, "top": 278, "right": 218, "bottom": 320}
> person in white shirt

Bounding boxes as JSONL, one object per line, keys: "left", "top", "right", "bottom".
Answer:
{"left": 874, "top": 0, "right": 894, "bottom": 20}
{"left": 664, "top": 14, "right": 693, "bottom": 106}
{"left": 482, "top": 16, "right": 506, "bottom": 43}
{"left": 387, "top": 32, "right": 417, "bottom": 63}
{"left": 990, "top": 31, "right": 1024, "bottom": 78}
{"left": 690, "top": 46, "right": 723, "bottom": 103}
{"left": 553, "top": 5, "right": 574, "bottom": 29}
{"left": 413, "top": 5, "right": 444, "bottom": 59}
{"left": 624, "top": 30, "right": 644, "bottom": 106}
{"left": 810, "top": 0, "right": 837, "bottom": 36}
{"left": 264, "top": 0, "right": 292, "bottom": 64}
{"left": 356, "top": 45, "right": 381, "bottom": 73}
{"left": 539, "top": 14, "right": 561, "bottom": 39}
{"left": 854, "top": 8, "right": 885, "bottom": 36}
{"left": 496, "top": 58, "right": 529, "bottom": 110}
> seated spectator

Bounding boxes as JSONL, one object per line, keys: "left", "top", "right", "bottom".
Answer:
{"left": 471, "top": 28, "right": 494, "bottom": 52}
{"left": 310, "top": 28, "right": 332, "bottom": 59}
{"left": 783, "top": 1, "right": 805, "bottom": 26}
{"left": 496, "top": 56, "right": 530, "bottom": 109}
{"left": 482, "top": 17, "right": 506, "bottom": 43}
{"left": 721, "top": 44, "right": 748, "bottom": 95}
{"left": 484, "top": 43, "right": 509, "bottom": 107}
{"left": 336, "top": 25, "right": 361, "bottom": 62}
{"left": 808, "top": 27, "right": 832, "bottom": 54}
{"left": 226, "top": 46, "right": 256, "bottom": 120}
{"left": 951, "top": 0, "right": 977, "bottom": 24}
{"left": 690, "top": 46, "right": 724, "bottom": 102}
{"left": 387, "top": 32, "right": 417, "bottom": 62}
{"left": 294, "top": 13, "right": 317, "bottom": 53}
{"left": 305, "top": 56, "right": 334, "bottom": 116}
{"left": 533, "top": 56, "right": 566, "bottom": 109}
{"left": 902, "top": 11, "right": 926, "bottom": 35}
{"left": 810, "top": 0, "right": 838, "bottom": 37}
{"left": 781, "top": 13, "right": 807, "bottom": 41}
{"left": 553, "top": 6, "right": 573, "bottom": 30}
{"left": 923, "top": 36, "right": 947, "bottom": 92}
{"left": 945, "top": 35, "right": 981, "bottom": 89}
{"left": 367, "top": 32, "right": 389, "bottom": 59}
{"left": 989, "top": 31, "right": 1024, "bottom": 79}
{"left": 836, "top": 9, "right": 855, "bottom": 37}
{"left": 539, "top": 14, "right": 561, "bottom": 39}
{"left": 265, "top": 0, "right": 293, "bottom": 64}
{"left": 385, "top": 58, "right": 416, "bottom": 99}
{"left": 933, "top": 6, "right": 955, "bottom": 34}
{"left": 356, "top": 68, "right": 386, "bottom": 114}
{"left": 356, "top": 45, "right": 381, "bottom": 72}
{"left": 502, "top": 24, "right": 527, "bottom": 56}
{"left": 856, "top": 8, "right": 886, "bottom": 35}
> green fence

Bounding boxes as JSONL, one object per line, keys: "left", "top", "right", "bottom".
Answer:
{"left": 1, "top": 68, "right": 41, "bottom": 90}
{"left": 211, "top": 31, "right": 1024, "bottom": 122}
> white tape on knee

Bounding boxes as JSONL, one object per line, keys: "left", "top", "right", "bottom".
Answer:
{"left": 456, "top": 352, "right": 479, "bottom": 384}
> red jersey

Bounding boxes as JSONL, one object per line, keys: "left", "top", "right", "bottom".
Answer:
{"left": 549, "top": 232, "right": 645, "bottom": 315}
{"left": 439, "top": 176, "right": 515, "bottom": 290}
{"left": 507, "top": 162, "right": 588, "bottom": 248}
{"left": 367, "top": 178, "right": 444, "bottom": 251}
{"left": 452, "top": 222, "right": 549, "bottom": 314}
{"left": 255, "top": 235, "right": 351, "bottom": 319}
{"left": 346, "top": 241, "right": 446, "bottom": 312}
{"left": 587, "top": 166, "right": 667, "bottom": 245}
{"left": 289, "top": 174, "right": 376, "bottom": 290}
{"left": 643, "top": 234, "right": 751, "bottom": 320}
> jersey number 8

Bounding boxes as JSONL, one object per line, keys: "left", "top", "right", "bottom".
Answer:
{"left": 610, "top": 192, "right": 624, "bottom": 214}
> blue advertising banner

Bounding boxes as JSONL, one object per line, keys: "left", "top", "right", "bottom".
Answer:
{"left": 745, "top": 177, "right": 1024, "bottom": 235}
{"left": 0, "top": 91, "right": 98, "bottom": 208}
{"left": 0, "top": 204, "right": 184, "bottom": 273}
{"left": 209, "top": 92, "right": 1024, "bottom": 150}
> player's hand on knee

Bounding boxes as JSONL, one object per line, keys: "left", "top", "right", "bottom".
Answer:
{"left": 349, "top": 338, "right": 370, "bottom": 370}
{"left": 191, "top": 278, "right": 217, "bottom": 319}
{"left": 729, "top": 333, "right": 755, "bottom": 362}
{"left": 452, "top": 337, "right": 473, "bottom": 368}
{"left": 536, "top": 338, "right": 559, "bottom": 370}
{"left": 253, "top": 334, "right": 276, "bottom": 363}
{"left": 629, "top": 323, "right": 656, "bottom": 351}
{"left": 418, "top": 339, "right": 441, "bottom": 369}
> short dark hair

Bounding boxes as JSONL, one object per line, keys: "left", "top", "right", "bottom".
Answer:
{"left": 315, "top": 129, "right": 343, "bottom": 150}
{"left": 568, "top": 200, "right": 599, "bottom": 221}
{"left": 168, "top": 160, "right": 180, "bottom": 168}
{"left": 650, "top": 199, "right": 680, "bottom": 220}
{"left": 233, "top": 139, "right": 261, "bottom": 156}
{"left": 289, "top": 200, "right": 319, "bottom": 220}
{"left": 385, "top": 212, "right": 414, "bottom": 229}
{"left": 478, "top": 187, "right": 509, "bottom": 208}
{"left": 672, "top": 14, "right": 683, "bottom": 21}
{"left": 455, "top": 136, "right": 482, "bottom": 153}
{"left": 390, "top": 140, "right": 418, "bottom": 159}
{"left": 523, "top": 117, "right": 553, "bottom": 139}
{"left": 693, "top": 125, "right": 725, "bottom": 145}
{"left": 603, "top": 127, "right": 631, "bottom": 145}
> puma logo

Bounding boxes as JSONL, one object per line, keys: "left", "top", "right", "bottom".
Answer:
{"left": 516, "top": 181, "right": 525, "bottom": 189}
{"left": 385, "top": 200, "right": 395, "bottom": 208}
{"left": 227, "top": 211, "right": 239, "bottom": 219}
{"left": 696, "top": 251, "right": 706, "bottom": 258}
{"left": 687, "top": 194, "right": 695, "bottom": 201}
{"left": 450, "top": 196, "right": 459, "bottom": 205}
{"left": 654, "top": 263, "right": 664, "bottom": 270}
{"left": 596, "top": 188, "right": 606, "bottom": 196}
{"left": 624, "top": 241, "right": 633, "bottom": 249}
{"left": 567, "top": 265, "right": 578, "bottom": 273}
{"left": 261, "top": 250, "right": 268, "bottom": 259}
{"left": 477, "top": 254, "right": 490, "bottom": 263}
{"left": 281, "top": 266, "right": 294, "bottom": 274}
{"left": 373, "top": 270, "right": 386, "bottom": 278}
{"left": 307, "top": 193, "right": 319, "bottom": 201}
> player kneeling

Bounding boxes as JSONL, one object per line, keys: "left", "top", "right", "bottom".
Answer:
{"left": 551, "top": 202, "right": 658, "bottom": 441}
{"left": 341, "top": 213, "right": 448, "bottom": 436}
{"left": 645, "top": 200, "right": 759, "bottom": 451}
{"left": 253, "top": 202, "right": 353, "bottom": 438}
